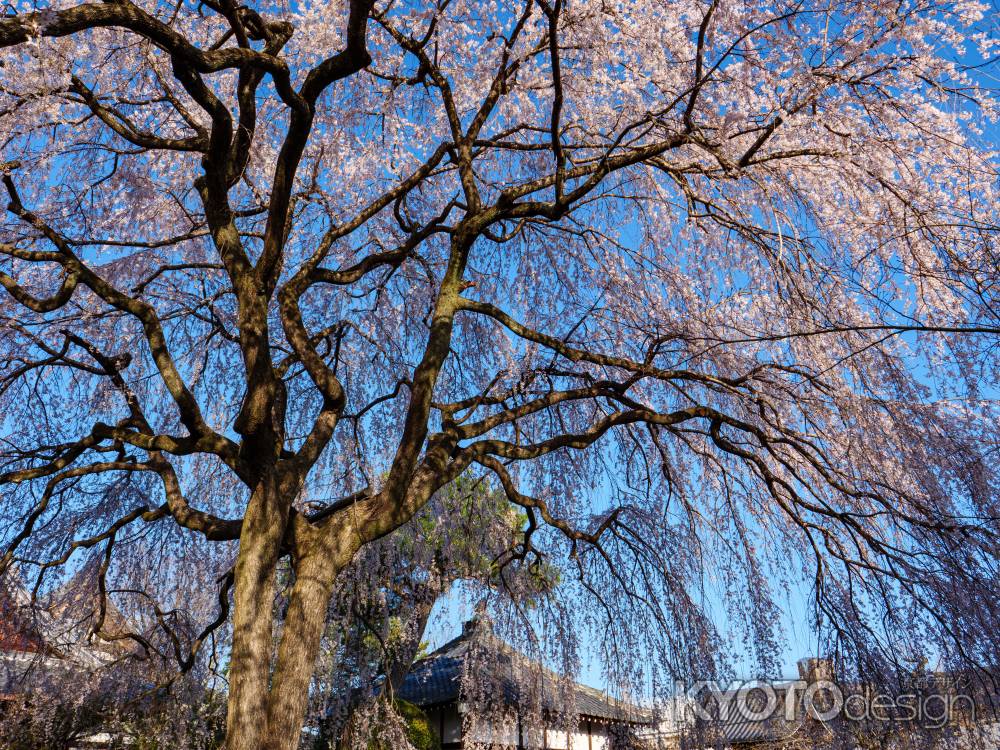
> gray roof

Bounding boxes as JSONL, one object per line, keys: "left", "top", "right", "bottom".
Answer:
{"left": 398, "top": 621, "right": 650, "bottom": 723}
{"left": 684, "top": 680, "right": 826, "bottom": 747}
{"left": 700, "top": 713, "right": 805, "bottom": 746}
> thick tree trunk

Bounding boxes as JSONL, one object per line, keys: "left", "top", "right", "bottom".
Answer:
{"left": 225, "top": 481, "right": 360, "bottom": 750}
{"left": 263, "top": 527, "right": 356, "bottom": 750}
{"left": 224, "top": 473, "right": 438, "bottom": 750}
{"left": 224, "top": 473, "right": 293, "bottom": 750}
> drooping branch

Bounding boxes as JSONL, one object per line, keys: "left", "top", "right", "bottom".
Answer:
{"left": 3, "top": 176, "right": 237, "bottom": 462}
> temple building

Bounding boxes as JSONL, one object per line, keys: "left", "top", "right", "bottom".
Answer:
{"left": 398, "top": 618, "right": 653, "bottom": 749}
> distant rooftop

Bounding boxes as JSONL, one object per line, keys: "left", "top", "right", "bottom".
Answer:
{"left": 398, "top": 618, "right": 651, "bottom": 724}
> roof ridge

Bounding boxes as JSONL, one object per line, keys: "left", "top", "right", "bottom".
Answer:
{"left": 400, "top": 625, "right": 650, "bottom": 721}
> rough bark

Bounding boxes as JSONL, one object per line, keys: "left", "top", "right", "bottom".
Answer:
{"left": 225, "top": 472, "right": 296, "bottom": 750}
{"left": 263, "top": 523, "right": 358, "bottom": 750}
{"left": 225, "top": 482, "right": 372, "bottom": 750}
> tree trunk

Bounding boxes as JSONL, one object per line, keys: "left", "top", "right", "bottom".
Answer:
{"left": 225, "top": 480, "right": 361, "bottom": 750}
{"left": 224, "top": 473, "right": 434, "bottom": 750}
{"left": 264, "top": 526, "right": 356, "bottom": 750}
{"left": 224, "top": 473, "right": 293, "bottom": 750}
{"left": 384, "top": 589, "right": 437, "bottom": 698}
{"left": 331, "top": 580, "right": 440, "bottom": 749}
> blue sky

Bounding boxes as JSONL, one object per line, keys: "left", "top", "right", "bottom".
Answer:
{"left": 413, "top": 30, "right": 1000, "bottom": 694}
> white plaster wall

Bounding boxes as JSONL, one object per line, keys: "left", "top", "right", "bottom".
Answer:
{"left": 433, "top": 706, "right": 462, "bottom": 745}
{"left": 518, "top": 725, "right": 540, "bottom": 748}
{"left": 447, "top": 712, "right": 620, "bottom": 749}
{"left": 547, "top": 728, "right": 570, "bottom": 749}
{"left": 467, "top": 716, "right": 520, "bottom": 746}
{"left": 592, "top": 724, "right": 610, "bottom": 750}
{"left": 566, "top": 721, "right": 610, "bottom": 750}
{"left": 570, "top": 727, "right": 592, "bottom": 750}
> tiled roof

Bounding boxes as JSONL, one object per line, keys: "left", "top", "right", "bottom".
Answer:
{"left": 703, "top": 669, "right": 1000, "bottom": 746}
{"left": 683, "top": 680, "right": 815, "bottom": 746}
{"left": 701, "top": 712, "right": 805, "bottom": 745}
{"left": 398, "top": 621, "right": 650, "bottom": 723}
{"left": 0, "top": 586, "right": 47, "bottom": 655}
{"left": 0, "top": 572, "right": 139, "bottom": 667}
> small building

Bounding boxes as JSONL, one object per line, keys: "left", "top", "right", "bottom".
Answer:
{"left": 646, "top": 658, "right": 1000, "bottom": 750}
{"left": 0, "top": 574, "right": 138, "bottom": 748}
{"left": 398, "top": 618, "right": 652, "bottom": 749}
